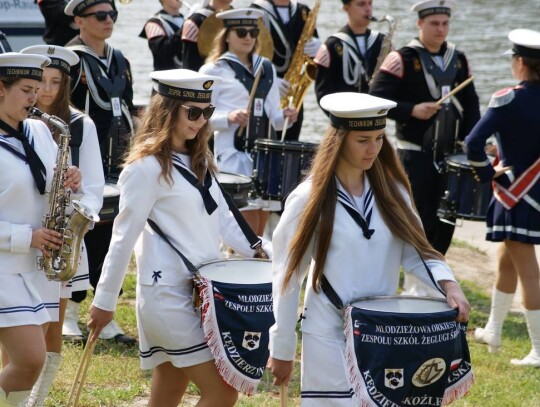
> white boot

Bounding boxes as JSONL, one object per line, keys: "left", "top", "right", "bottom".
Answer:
{"left": 62, "top": 300, "right": 83, "bottom": 338}
{"left": 511, "top": 309, "right": 540, "bottom": 367}
{"left": 474, "top": 289, "right": 514, "bottom": 352}
{"left": 0, "top": 388, "right": 31, "bottom": 406}
{"left": 26, "top": 352, "right": 62, "bottom": 407}
{"left": 98, "top": 320, "right": 137, "bottom": 346}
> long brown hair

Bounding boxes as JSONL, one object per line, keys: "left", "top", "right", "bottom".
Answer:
{"left": 206, "top": 27, "right": 260, "bottom": 64}
{"left": 124, "top": 94, "right": 216, "bottom": 184}
{"left": 282, "top": 127, "right": 444, "bottom": 293}
{"left": 34, "top": 69, "right": 72, "bottom": 142}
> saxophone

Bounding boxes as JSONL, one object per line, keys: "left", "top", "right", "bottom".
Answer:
{"left": 368, "top": 15, "right": 397, "bottom": 87}
{"left": 280, "top": 0, "right": 320, "bottom": 111}
{"left": 30, "top": 107, "right": 99, "bottom": 282}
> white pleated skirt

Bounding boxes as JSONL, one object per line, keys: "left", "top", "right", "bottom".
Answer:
{"left": 136, "top": 283, "right": 213, "bottom": 370}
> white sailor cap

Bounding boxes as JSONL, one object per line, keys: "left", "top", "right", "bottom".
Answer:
{"left": 216, "top": 8, "right": 264, "bottom": 28}
{"left": 65, "top": 0, "right": 113, "bottom": 16}
{"left": 150, "top": 69, "right": 220, "bottom": 102}
{"left": 0, "top": 52, "right": 51, "bottom": 81}
{"left": 20, "top": 45, "right": 79, "bottom": 75}
{"left": 320, "top": 92, "right": 396, "bottom": 131}
{"left": 411, "top": 0, "right": 455, "bottom": 18}
{"left": 504, "top": 29, "right": 540, "bottom": 59}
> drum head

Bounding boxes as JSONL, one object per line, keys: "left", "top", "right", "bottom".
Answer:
{"left": 104, "top": 182, "right": 120, "bottom": 198}
{"left": 217, "top": 172, "right": 252, "bottom": 186}
{"left": 351, "top": 296, "right": 451, "bottom": 314}
{"left": 198, "top": 259, "right": 271, "bottom": 284}
{"left": 446, "top": 154, "right": 470, "bottom": 168}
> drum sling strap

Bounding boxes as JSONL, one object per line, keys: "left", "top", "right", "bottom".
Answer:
{"left": 69, "top": 114, "right": 85, "bottom": 167}
{"left": 146, "top": 176, "right": 272, "bottom": 395}
{"left": 320, "top": 201, "right": 472, "bottom": 407}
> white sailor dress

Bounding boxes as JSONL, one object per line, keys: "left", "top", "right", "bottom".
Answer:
{"left": 199, "top": 53, "right": 286, "bottom": 177}
{"left": 0, "top": 120, "right": 58, "bottom": 327}
{"left": 93, "top": 153, "right": 262, "bottom": 369}
{"left": 270, "top": 178, "right": 457, "bottom": 406}
{"left": 465, "top": 82, "right": 540, "bottom": 244}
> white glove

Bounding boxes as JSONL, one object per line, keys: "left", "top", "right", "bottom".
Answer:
{"left": 303, "top": 37, "right": 321, "bottom": 57}
{"left": 278, "top": 78, "right": 291, "bottom": 99}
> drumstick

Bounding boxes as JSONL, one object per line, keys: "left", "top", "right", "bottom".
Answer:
{"left": 280, "top": 383, "right": 288, "bottom": 407}
{"left": 435, "top": 76, "right": 475, "bottom": 106}
{"left": 67, "top": 330, "right": 98, "bottom": 407}
{"left": 237, "top": 67, "right": 264, "bottom": 139}
{"left": 280, "top": 96, "right": 294, "bottom": 142}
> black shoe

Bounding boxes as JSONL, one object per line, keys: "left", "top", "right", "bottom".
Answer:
{"left": 111, "top": 333, "right": 138, "bottom": 347}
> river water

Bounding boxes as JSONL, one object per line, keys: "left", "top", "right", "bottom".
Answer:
{"left": 109, "top": 0, "right": 540, "bottom": 143}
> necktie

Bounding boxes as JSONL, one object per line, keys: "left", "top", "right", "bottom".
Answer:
{"left": 173, "top": 164, "right": 218, "bottom": 215}
{"left": 0, "top": 118, "right": 47, "bottom": 195}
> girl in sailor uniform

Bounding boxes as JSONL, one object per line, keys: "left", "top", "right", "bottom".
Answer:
{"left": 465, "top": 29, "right": 540, "bottom": 367}
{"left": 20, "top": 44, "right": 105, "bottom": 406}
{"left": 268, "top": 92, "right": 470, "bottom": 406}
{"left": 88, "top": 69, "right": 271, "bottom": 406}
{"left": 199, "top": 8, "right": 298, "bottom": 236}
{"left": 0, "top": 53, "right": 81, "bottom": 407}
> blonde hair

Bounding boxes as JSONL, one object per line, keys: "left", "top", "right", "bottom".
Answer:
{"left": 124, "top": 94, "right": 216, "bottom": 184}
{"left": 282, "top": 127, "right": 444, "bottom": 293}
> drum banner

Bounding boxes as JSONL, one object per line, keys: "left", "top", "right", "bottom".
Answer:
{"left": 343, "top": 306, "right": 473, "bottom": 407}
{"left": 198, "top": 277, "right": 275, "bottom": 395}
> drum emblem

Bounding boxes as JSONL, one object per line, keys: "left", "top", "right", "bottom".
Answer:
{"left": 242, "top": 331, "right": 261, "bottom": 351}
{"left": 384, "top": 369, "right": 404, "bottom": 389}
{"left": 412, "top": 358, "right": 446, "bottom": 387}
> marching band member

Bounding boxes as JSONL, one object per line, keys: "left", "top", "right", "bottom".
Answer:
{"left": 37, "top": 0, "right": 80, "bottom": 46}
{"left": 181, "top": 0, "right": 233, "bottom": 71}
{"left": 88, "top": 69, "right": 270, "bottom": 406}
{"left": 268, "top": 92, "right": 470, "bottom": 406}
{"left": 314, "top": 0, "right": 387, "bottom": 109}
{"left": 140, "top": 0, "right": 185, "bottom": 71}
{"left": 199, "top": 8, "right": 298, "bottom": 236}
{"left": 370, "top": 0, "right": 480, "bottom": 257}
{"left": 64, "top": 0, "right": 137, "bottom": 345}
{"left": 465, "top": 29, "right": 540, "bottom": 367}
{"left": 20, "top": 45, "right": 104, "bottom": 406}
{"left": 0, "top": 52, "right": 81, "bottom": 407}
{"left": 250, "top": 0, "right": 321, "bottom": 142}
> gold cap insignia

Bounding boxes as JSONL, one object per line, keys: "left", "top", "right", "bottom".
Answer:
{"left": 203, "top": 80, "right": 214, "bottom": 90}
{"left": 47, "top": 47, "right": 55, "bottom": 55}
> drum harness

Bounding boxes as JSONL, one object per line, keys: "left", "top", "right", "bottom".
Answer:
{"left": 146, "top": 166, "right": 268, "bottom": 307}
{"left": 321, "top": 200, "right": 446, "bottom": 310}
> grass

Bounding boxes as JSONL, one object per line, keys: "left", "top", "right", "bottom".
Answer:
{"left": 44, "top": 274, "right": 540, "bottom": 407}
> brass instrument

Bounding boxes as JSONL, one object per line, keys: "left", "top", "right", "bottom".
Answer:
{"left": 368, "top": 14, "right": 397, "bottom": 87}
{"left": 30, "top": 108, "right": 99, "bottom": 282}
{"left": 197, "top": 14, "right": 275, "bottom": 60}
{"left": 280, "top": 0, "right": 320, "bottom": 111}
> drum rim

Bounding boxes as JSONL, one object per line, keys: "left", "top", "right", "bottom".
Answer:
{"left": 217, "top": 172, "right": 253, "bottom": 184}
{"left": 254, "top": 138, "right": 318, "bottom": 149}
{"left": 197, "top": 258, "right": 271, "bottom": 269}
{"left": 349, "top": 295, "right": 448, "bottom": 307}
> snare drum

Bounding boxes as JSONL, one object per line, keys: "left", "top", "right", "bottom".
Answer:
{"left": 196, "top": 259, "right": 274, "bottom": 395}
{"left": 253, "top": 139, "right": 317, "bottom": 201}
{"left": 438, "top": 153, "right": 493, "bottom": 221}
{"left": 98, "top": 182, "right": 120, "bottom": 223}
{"left": 344, "top": 296, "right": 472, "bottom": 406}
{"left": 216, "top": 172, "right": 253, "bottom": 209}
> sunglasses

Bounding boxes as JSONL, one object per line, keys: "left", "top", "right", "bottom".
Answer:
{"left": 181, "top": 104, "right": 215, "bottom": 121}
{"left": 79, "top": 10, "right": 119, "bottom": 22}
{"left": 232, "top": 28, "right": 260, "bottom": 39}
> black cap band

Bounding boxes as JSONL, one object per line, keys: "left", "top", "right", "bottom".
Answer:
{"left": 74, "top": 0, "right": 112, "bottom": 15}
{"left": 48, "top": 58, "right": 72, "bottom": 75}
{"left": 512, "top": 44, "right": 540, "bottom": 59}
{"left": 329, "top": 114, "right": 387, "bottom": 131}
{"left": 0, "top": 66, "right": 43, "bottom": 81}
{"left": 223, "top": 18, "right": 258, "bottom": 28}
{"left": 157, "top": 83, "right": 212, "bottom": 102}
{"left": 418, "top": 7, "right": 451, "bottom": 18}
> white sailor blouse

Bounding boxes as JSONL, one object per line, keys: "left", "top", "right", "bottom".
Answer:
{"left": 269, "top": 178, "right": 457, "bottom": 361}
{"left": 200, "top": 53, "right": 286, "bottom": 168}
{"left": 93, "top": 154, "right": 263, "bottom": 312}
{"left": 0, "top": 120, "right": 57, "bottom": 274}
